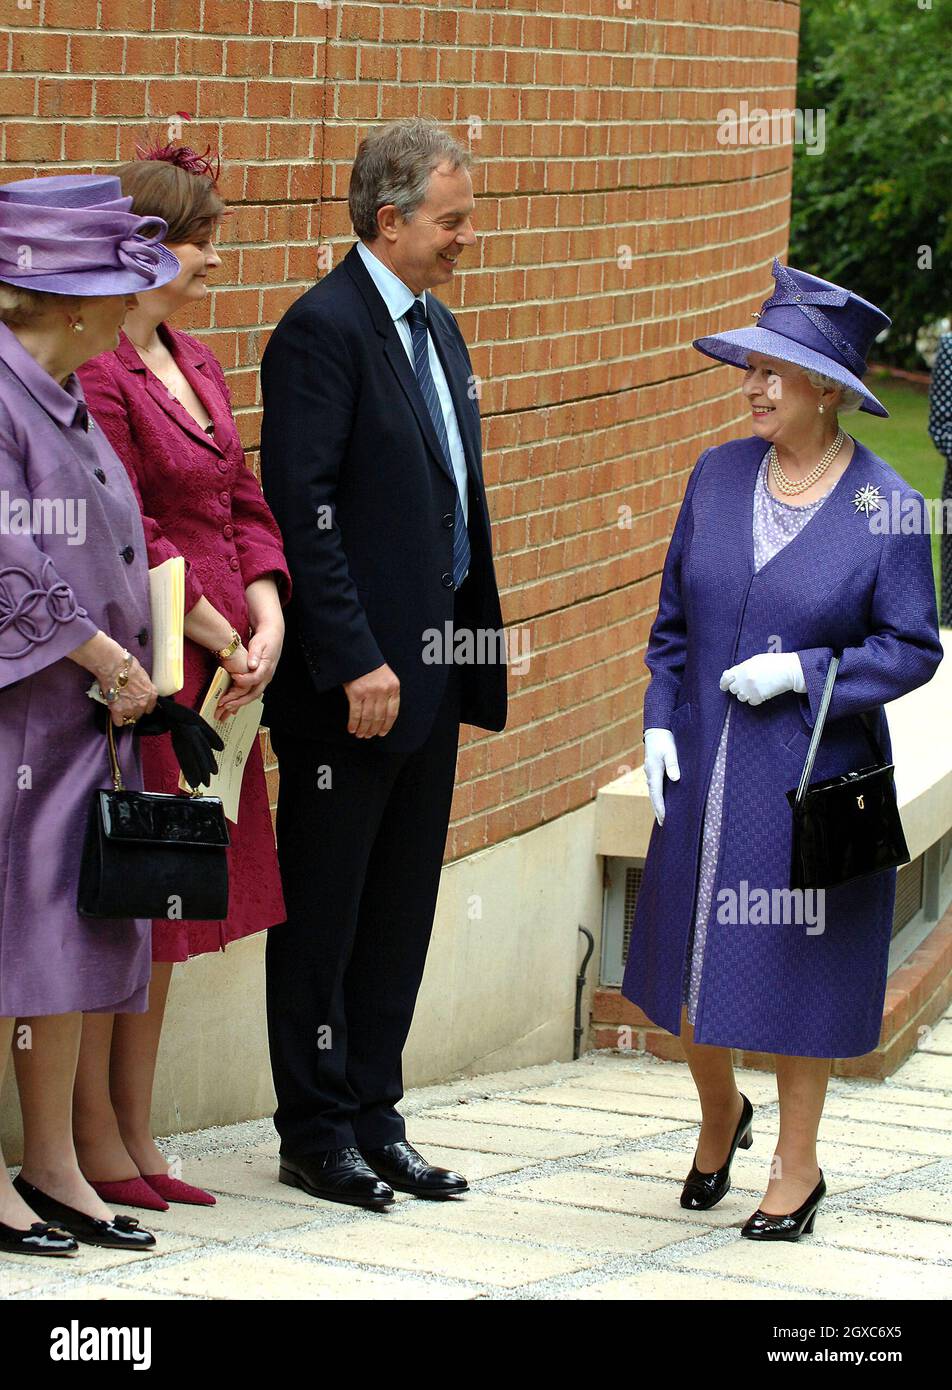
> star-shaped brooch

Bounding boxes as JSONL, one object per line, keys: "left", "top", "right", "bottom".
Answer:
{"left": 852, "top": 483, "right": 883, "bottom": 517}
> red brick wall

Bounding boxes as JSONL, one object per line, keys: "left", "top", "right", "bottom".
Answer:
{"left": 1, "top": 0, "right": 801, "bottom": 861}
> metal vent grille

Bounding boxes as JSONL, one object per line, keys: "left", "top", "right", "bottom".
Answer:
{"left": 602, "top": 850, "right": 931, "bottom": 986}
{"left": 892, "top": 856, "right": 923, "bottom": 937}
{"left": 621, "top": 864, "right": 644, "bottom": 964}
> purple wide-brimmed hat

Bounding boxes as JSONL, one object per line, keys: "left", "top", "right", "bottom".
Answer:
{"left": 693, "top": 258, "right": 891, "bottom": 418}
{"left": 0, "top": 173, "right": 180, "bottom": 296}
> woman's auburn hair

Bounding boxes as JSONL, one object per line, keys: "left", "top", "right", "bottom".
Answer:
{"left": 116, "top": 151, "right": 227, "bottom": 246}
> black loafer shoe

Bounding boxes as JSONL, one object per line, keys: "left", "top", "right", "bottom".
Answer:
{"left": 741, "top": 1171, "right": 826, "bottom": 1241}
{"left": 0, "top": 1220, "right": 79, "bottom": 1257}
{"left": 361, "top": 1141, "right": 469, "bottom": 1199}
{"left": 278, "top": 1148, "right": 395, "bottom": 1210}
{"left": 680, "top": 1093, "right": 754, "bottom": 1211}
{"left": 12, "top": 1175, "right": 156, "bottom": 1250}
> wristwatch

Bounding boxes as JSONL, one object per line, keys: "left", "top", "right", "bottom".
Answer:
{"left": 216, "top": 628, "right": 242, "bottom": 662}
{"left": 100, "top": 648, "right": 132, "bottom": 705}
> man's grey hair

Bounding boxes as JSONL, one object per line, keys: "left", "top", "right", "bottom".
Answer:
{"left": 349, "top": 117, "right": 473, "bottom": 241}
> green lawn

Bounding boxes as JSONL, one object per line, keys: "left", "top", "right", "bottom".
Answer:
{"left": 846, "top": 375, "right": 945, "bottom": 607}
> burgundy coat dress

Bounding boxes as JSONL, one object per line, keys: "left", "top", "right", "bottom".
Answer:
{"left": 78, "top": 325, "right": 292, "bottom": 962}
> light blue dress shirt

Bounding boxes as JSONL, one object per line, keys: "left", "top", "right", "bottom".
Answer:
{"left": 355, "top": 240, "right": 469, "bottom": 529}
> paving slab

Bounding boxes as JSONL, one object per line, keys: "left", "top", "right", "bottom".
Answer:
{"left": 387, "top": 1189, "right": 693, "bottom": 1251}
{"left": 424, "top": 1098, "right": 691, "bottom": 1142}
{"left": 563, "top": 1270, "right": 841, "bottom": 1300}
{"left": 822, "top": 1097, "right": 952, "bottom": 1132}
{"left": 504, "top": 1169, "right": 747, "bottom": 1229}
{"left": 804, "top": 1117, "right": 950, "bottom": 1158}
{"left": 581, "top": 1147, "right": 873, "bottom": 1197}
{"left": 140, "top": 1193, "right": 331, "bottom": 1241}
{"left": 866, "top": 1189, "right": 952, "bottom": 1223}
{"left": 165, "top": 1151, "right": 342, "bottom": 1207}
{"left": 918, "top": 1019, "right": 952, "bottom": 1054}
{"left": 872, "top": 1084, "right": 952, "bottom": 1110}
{"left": 674, "top": 1239, "right": 951, "bottom": 1299}
{"left": 511, "top": 1084, "right": 704, "bottom": 1122}
{"left": 264, "top": 1219, "right": 595, "bottom": 1289}
{"left": 25, "top": 1283, "right": 186, "bottom": 1301}
{"left": 813, "top": 1209, "right": 952, "bottom": 1261}
{"left": 115, "top": 1248, "right": 476, "bottom": 1300}
{"left": 885, "top": 1053, "right": 951, "bottom": 1091}
{"left": 571, "top": 1065, "right": 779, "bottom": 1105}
{"left": 407, "top": 1114, "right": 604, "bottom": 1158}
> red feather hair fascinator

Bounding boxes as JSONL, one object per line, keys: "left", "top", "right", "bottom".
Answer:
{"left": 134, "top": 140, "right": 221, "bottom": 186}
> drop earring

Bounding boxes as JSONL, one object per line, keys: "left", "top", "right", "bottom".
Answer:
{"left": 71, "top": 319, "right": 85, "bottom": 333}
{"left": 818, "top": 402, "right": 824, "bottom": 414}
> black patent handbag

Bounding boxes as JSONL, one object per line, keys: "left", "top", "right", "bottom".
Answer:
{"left": 785, "top": 656, "right": 910, "bottom": 891}
{"left": 77, "top": 720, "right": 231, "bottom": 920}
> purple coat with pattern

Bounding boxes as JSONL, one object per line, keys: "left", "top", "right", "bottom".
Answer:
{"left": 622, "top": 435, "right": 943, "bottom": 1058}
{"left": 0, "top": 323, "right": 153, "bottom": 1017}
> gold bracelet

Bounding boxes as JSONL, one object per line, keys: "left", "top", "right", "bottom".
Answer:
{"left": 216, "top": 628, "right": 242, "bottom": 662}
{"left": 100, "top": 648, "right": 132, "bottom": 705}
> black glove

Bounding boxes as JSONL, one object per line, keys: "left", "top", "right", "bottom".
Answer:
{"left": 94, "top": 695, "right": 225, "bottom": 790}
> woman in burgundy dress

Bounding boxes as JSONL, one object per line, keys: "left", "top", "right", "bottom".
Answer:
{"left": 75, "top": 146, "right": 291, "bottom": 1210}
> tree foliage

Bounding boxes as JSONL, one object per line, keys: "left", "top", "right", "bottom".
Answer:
{"left": 792, "top": 0, "right": 951, "bottom": 366}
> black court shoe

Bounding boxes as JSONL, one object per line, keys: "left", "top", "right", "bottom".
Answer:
{"left": 12, "top": 1175, "right": 156, "bottom": 1250}
{"left": 680, "top": 1093, "right": 754, "bottom": 1211}
{"left": 0, "top": 1220, "right": 78, "bottom": 1257}
{"left": 741, "top": 1171, "right": 826, "bottom": 1241}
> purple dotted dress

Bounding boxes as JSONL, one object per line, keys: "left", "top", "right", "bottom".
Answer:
{"left": 682, "top": 454, "right": 837, "bottom": 1024}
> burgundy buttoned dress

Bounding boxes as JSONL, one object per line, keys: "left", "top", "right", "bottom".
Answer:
{"left": 79, "top": 325, "right": 292, "bottom": 962}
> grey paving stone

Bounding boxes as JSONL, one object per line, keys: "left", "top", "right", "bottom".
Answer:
{"left": 387, "top": 1189, "right": 694, "bottom": 1250}
{"left": 424, "top": 1098, "right": 690, "bottom": 1142}
{"left": 674, "top": 1239, "right": 951, "bottom": 1299}
{"left": 264, "top": 1219, "right": 595, "bottom": 1289}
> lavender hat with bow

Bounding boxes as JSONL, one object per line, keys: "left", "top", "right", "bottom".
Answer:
{"left": 0, "top": 173, "right": 180, "bottom": 296}
{"left": 693, "top": 258, "right": 892, "bottom": 417}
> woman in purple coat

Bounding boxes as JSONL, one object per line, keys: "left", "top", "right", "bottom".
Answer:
{"left": 623, "top": 260, "right": 943, "bottom": 1241}
{"left": 0, "top": 174, "right": 183, "bottom": 1257}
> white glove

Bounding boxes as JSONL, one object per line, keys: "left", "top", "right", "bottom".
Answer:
{"left": 719, "top": 652, "right": 806, "bottom": 705}
{"left": 644, "top": 728, "right": 680, "bottom": 826}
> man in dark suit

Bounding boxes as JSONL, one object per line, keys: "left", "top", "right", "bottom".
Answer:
{"left": 259, "top": 118, "right": 507, "bottom": 1208}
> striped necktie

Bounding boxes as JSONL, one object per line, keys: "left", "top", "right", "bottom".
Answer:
{"left": 405, "top": 300, "right": 470, "bottom": 589}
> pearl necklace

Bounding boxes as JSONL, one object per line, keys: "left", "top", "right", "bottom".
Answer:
{"left": 769, "top": 428, "right": 845, "bottom": 496}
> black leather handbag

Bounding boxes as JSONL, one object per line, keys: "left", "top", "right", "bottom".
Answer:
{"left": 786, "top": 656, "right": 910, "bottom": 891}
{"left": 78, "top": 720, "right": 231, "bottom": 920}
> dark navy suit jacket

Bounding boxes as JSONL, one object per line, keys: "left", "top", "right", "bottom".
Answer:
{"left": 260, "top": 243, "right": 508, "bottom": 752}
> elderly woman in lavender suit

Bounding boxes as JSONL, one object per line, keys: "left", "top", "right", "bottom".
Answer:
{"left": 623, "top": 260, "right": 943, "bottom": 1241}
{"left": 0, "top": 175, "right": 183, "bottom": 1258}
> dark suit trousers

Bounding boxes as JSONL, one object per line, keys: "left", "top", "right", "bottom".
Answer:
{"left": 265, "top": 651, "right": 462, "bottom": 1156}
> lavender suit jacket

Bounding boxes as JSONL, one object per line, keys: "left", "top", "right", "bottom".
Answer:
{"left": 0, "top": 323, "right": 152, "bottom": 1016}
